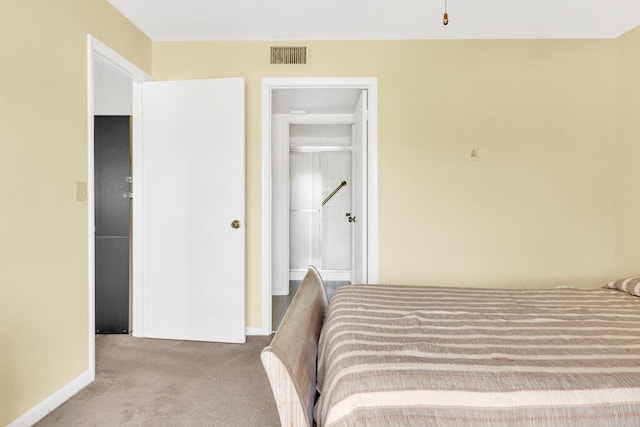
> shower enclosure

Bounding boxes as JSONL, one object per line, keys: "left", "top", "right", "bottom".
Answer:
{"left": 288, "top": 123, "right": 353, "bottom": 282}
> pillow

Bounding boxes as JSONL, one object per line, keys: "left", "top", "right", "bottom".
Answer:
{"left": 605, "top": 275, "right": 640, "bottom": 297}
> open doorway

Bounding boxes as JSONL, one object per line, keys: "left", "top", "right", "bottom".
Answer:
{"left": 93, "top": 50, "right": 135, "bottom": 335}
{"left": 87, "top": 36, "right": 151, "bottom": 379}
{"left": 261, "top": 78, "right": 379, "bottom": 333}
{"left": 92, "top": 53, "right": 135, "bottom": 337}
{"left": 275, "top": 120, "right": 355, "bottom": 330}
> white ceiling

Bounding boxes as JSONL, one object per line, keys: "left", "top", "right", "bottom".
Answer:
{"left": 108, "top": 0, "right": 640, "bottom": 41}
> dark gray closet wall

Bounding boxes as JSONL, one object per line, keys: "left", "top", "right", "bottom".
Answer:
{"left": 95, "top": 115, "right": 131, "bottom": 334}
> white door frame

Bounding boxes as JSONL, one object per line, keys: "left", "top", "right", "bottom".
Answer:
{"left": 261, "top": 77, "right": 379, "bottom": 335}
{"left": 87, "top": 35, "right": 151, "bottom": 379}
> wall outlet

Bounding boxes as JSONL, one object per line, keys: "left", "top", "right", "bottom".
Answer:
{"left": 75, "top": 181, "right": 88, "bottom": 201}
{"left": 470, "top": 147, "right": 479, "bottom": 162}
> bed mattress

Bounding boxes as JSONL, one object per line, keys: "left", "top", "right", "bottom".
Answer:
{"left": 315, "top": 284, "right": 640, "bottom": 426}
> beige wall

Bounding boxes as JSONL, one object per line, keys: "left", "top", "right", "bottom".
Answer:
{"left": 615, "top": 26, "right": 640, "bottom": 276}
{"left": 2, "top": 3, "right": 635, "bottom": 421}
{"left": 0, "top": 1, "right": 150, "bottom": 424}
{"left": 153, "top": 39, "right": 617, "bottom": 329}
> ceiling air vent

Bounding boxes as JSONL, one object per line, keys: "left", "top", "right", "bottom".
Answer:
{"left": 270, "top": 46, "right": 307, "bottom": 65}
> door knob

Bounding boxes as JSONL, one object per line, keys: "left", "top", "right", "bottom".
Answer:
{"left": 231, "top": 220, "right": 241, "bottom": 229}
{"left": 345, "top": 212, "right": 356, "bottom": 223}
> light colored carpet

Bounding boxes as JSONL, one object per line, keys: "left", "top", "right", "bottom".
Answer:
{"left": 37, "top": 335, "right": 280, "bottom": 426}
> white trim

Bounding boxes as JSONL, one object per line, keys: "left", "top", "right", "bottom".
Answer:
{"left": 246, "top": 326, "right": 271, "bottom": 336}
{"left": 89, "top": 36, "right": 149, "bottom": 83}
{"left": 87, "top": 35, "right": 151, "bottom": 384}
{"left": 366, "top": 82, "right": 379, "bottom": 284}
{"left": 131, "top": 82, "right": 145, "bottom": 337}
{"left": 261, "top": 81, "right": 273, "bottom": 339}
{"left": 261, "top": 77, "right": 379, "bottom": 333}
{"left": 87, "top": 36, "right": 96, "bottom": 382}
{"left": 289, "top": 146, "right": 352, "bottom": 152}
{"left": 286, "top": 113, "right": 355, "bottom": 124}
{"left": 7, "top": 370, "right": 91, "bottom": 427}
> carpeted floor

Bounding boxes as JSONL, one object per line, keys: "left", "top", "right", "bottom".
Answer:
{"left": 37, "top": 334, "right": 280, "bottom": 426}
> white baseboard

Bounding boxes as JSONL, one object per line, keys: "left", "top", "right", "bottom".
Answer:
{"left": 246, "top": 326, "right": 271, "bottom": 336}
{"left": 8, "top": 370, "right": 92, "bottom": 427}
{"left": 272, "top": 287, "right": 288, "bottom": 296}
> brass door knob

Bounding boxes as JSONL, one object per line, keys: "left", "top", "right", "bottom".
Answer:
{"left": 231, "top": 220, "right": 241, "bottom": 229}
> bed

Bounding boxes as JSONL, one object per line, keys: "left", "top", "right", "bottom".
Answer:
{"left": 262, "top": 268, "right": 640, "bottom": 426}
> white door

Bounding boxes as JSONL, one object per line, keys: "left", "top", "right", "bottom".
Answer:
{"left": 353, "top": 90, "right": 368, "bottom": 283}
{"left": 138, "top": 78, "right": 246, "bottom": 343}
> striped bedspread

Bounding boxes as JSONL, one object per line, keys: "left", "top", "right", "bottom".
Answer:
{"left": 315, "top": 285, "right": 640, "bottom": 426}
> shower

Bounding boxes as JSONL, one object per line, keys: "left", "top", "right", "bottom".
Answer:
{"left": 289, "top": 139, "right": 353, "bottom": 282}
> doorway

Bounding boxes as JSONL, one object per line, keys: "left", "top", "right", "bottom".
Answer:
{"left": 274, "top": 122, "right": 355, "bottom": 330}
{"left": 90, "top": 40, "right": 247, "bottom": 350}
{"left": 88, "top": 35, "right": 151, "bottom": 379}
{"left": 261, "top": 78, "right": 379, "bottom": 334}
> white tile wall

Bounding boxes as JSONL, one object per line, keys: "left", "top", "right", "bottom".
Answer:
{"left": 321, "top": 151, "right": 352, "bottom": 270}
{"left": 288, "top": 130, "right": 353, "bottom": 273}
{"left": 289, "top": 152, "right": 322, "bottom": 269}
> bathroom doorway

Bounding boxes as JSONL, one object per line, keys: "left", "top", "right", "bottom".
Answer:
{"left": 276, "top": 124, "right": 354, "bottom": 329}
{"left": 262, "top": 78, "right": 379, "bottom": 332}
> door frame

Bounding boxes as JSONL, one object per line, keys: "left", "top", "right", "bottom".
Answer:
{"left": 87, "top": 35, "right": 151, "bottom": 379}
{"left": 261, "top": 77, "right": 379, "bottom": 335}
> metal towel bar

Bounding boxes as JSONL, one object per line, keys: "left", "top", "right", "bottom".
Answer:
{"left": 322, "top": 180, "right": 347, "bottom": 207}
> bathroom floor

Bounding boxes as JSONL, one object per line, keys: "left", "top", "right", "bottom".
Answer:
{"left": 272, "top": 280, "right": 350, "bottom": 331}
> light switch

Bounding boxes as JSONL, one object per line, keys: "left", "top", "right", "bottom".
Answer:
{"left": 75, "top": 181, "right": 88, "bottom": 202}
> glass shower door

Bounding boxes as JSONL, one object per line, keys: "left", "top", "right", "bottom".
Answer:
{"left": 289, "top": 150, "right": 352, "bottom": 279}
{"left": 289, "top": 151, "right": 322, "bottom": 270}
{"left": 320, "top": 151, "right": 352, "bottom": 272}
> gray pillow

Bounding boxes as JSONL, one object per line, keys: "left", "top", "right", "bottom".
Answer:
{"left": 605, "top": 275, "right": 640, "bottom": 297}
